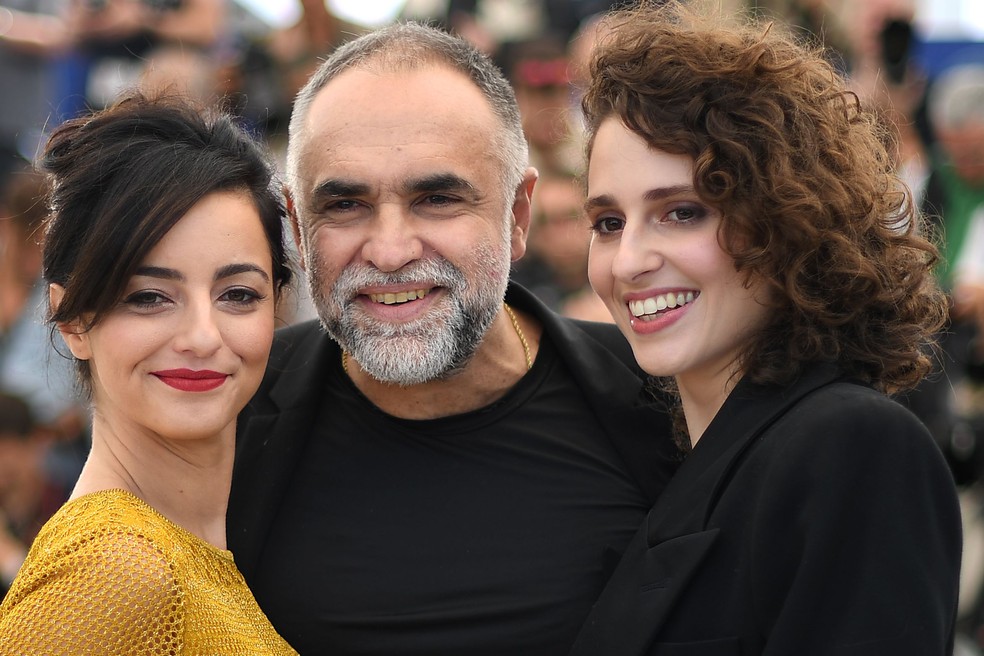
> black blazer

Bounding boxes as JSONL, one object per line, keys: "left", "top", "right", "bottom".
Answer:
{"left": 570, "top": 364, "right": 962, "bottom": 656}
{"left": 228, "top": 284, "right": 680, "bottom": 579}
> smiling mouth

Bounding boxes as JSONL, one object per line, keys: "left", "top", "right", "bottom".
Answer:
{"left": 152, "top": 370, "right": 228, "bottom": 392}
{"left": 367, "top": 288, "right": 432, "bottom": 305}
{"left": 629, "top": 291, "right": 698, "bottom": 321}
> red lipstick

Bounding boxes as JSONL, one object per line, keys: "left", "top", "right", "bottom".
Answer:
{"left": 152, "top": 369, "right": 228, "bottom": 392}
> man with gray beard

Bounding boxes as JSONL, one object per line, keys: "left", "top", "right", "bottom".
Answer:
{"left": 228, "top": 21, "right": 679, "bottom": 656}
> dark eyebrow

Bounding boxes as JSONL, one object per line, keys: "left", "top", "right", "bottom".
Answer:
{"left": 134, "top": 265, "right": 182, "bottom": 281}
{"left": 404, "top": 173, "right": 478, "bottom": 198}
{"left": 216, "top": 263, "right": 270, "bottom": 283}
{"left": 583, "top": 194, "right": 615, "bottom": 213}
{"left": 310, "top": 179, "right": 371, "bottom": 206}
{"left": 132, "top": 264, "right": 269, "bottom": 283}
{"left": 584, "top": 184, "right": 695, "bottom": 212}
{"left": 643, "top": 185, "right": 694, "bottom": 201}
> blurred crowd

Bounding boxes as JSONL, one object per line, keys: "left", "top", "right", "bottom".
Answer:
{"left": 2, "top": 0, "right": 984, "bottom": 648}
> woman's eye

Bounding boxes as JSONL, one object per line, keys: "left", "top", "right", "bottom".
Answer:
{"left": 123, "top": 291, "right": 169, "bottom": 308}
{"left": 591, "top": 216, "right": 625, "bottom": 234}
{"left": 220, "top": 287, "right": 262, "bottom": 306}
{"left": 666, "top": 205, "right": 708, "bottom": 223}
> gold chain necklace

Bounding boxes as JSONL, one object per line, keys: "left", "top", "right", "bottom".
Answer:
{"left": 503, "top": 302, "right": 532, "bottom": 371}
{"left": 341, "top": 302, "right": 532, "bottom": 374}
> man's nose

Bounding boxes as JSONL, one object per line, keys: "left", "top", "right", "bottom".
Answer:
{"left": 361, "top": 207, "right": 424, "bottom": 273}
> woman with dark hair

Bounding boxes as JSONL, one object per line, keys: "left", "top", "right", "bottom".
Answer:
{"left": 573, "top": 2, "right": 961, "bottom": 654}
{"left": 0, "top": 92, "right": 297, "bottom": 654}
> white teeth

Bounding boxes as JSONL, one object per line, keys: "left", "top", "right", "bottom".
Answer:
{"left": 629, "top": 291, "right": 696, "bottom": 318}
{"left": 369, "top": 288, "right": 430, "bottom": 305}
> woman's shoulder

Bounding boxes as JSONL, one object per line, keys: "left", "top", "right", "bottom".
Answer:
{"left": 16, "top": 489, "right": 184, "bottom": 588}
{"left": 9, "top": 490, "right": 190, "bottom": 607}
{"left": 733, "top": 380, "right": 959, "bottom": 543}
{"left": 759, "top": 380, "right": 949, "bottom": 476}
{"left": 35, "top": 489, "right": 179, "bottom": 551}
{"left": 0, "top": 491, "right": 186, "bottom": 653}
{"left": 784, "top": 380, "right": 928, "bottom": 439}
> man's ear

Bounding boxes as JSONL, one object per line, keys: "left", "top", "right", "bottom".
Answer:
{"left": 510, "top": 167, "right": 538, "bottom": 262}
{"left": 48, "top": 284, "right": 91, "bottom": 361}
{"left": 285, "top": 186, "right": 307, "bottom": 272}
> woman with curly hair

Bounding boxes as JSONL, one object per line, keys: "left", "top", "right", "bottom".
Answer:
{"left": 573, "top": 2, "right": 961, "bottom": 654}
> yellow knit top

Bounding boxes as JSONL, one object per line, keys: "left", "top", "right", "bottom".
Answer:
{"left": 0, "top": 489, "right": 297, "bottom": 655}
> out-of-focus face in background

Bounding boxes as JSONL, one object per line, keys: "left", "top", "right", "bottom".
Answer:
{"left": 528, "top": 175, "right": 589, "bottom": 289}
{"left": 514, "top": 56, "right": 572, "bottom": 152}
{"left": 938, "top": 121, "right": 984, "bottom": 186}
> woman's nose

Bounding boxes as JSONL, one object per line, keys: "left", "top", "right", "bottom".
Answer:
{"left": 172, "top": 299, "right": 223, "bottom": 357}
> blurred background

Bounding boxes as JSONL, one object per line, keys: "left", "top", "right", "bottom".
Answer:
{"left": 2, "top": 0, "right": 984, "bottom": 651}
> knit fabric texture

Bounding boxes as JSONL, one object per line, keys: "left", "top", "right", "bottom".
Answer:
{"left": 0, "top": 489, "right": 297, "bottom": 655}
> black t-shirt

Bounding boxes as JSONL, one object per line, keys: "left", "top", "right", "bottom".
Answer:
{"left": 250, "top": 337, "right": 651, "bottom": 655}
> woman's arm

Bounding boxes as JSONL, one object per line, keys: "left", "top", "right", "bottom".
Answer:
{"left": 0, "top": 528, "right": 185, "bottom": 655}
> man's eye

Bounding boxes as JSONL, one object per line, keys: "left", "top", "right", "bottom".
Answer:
{"left": 328, "top": 199, "right": 359, "bottom": 211}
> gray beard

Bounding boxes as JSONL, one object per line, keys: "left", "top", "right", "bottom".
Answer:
{"left": 308, "top": 255, "right": 508, "bottom": 386}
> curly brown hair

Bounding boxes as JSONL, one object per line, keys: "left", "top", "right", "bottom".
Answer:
{"left": 582, "top": 1, "right": 946, "bottom": 394}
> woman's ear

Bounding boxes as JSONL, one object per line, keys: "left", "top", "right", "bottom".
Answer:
{"left": 49, "top": 284, "right": 91, "bottom": 361}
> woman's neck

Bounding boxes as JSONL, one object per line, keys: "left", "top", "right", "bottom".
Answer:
{"left": 677, "top": 365, "right": 744, "bottom": 448}
{"left": 70, "top": 419, "right": 234, "bottom": 549}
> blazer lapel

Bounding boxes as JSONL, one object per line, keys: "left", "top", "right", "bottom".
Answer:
{"left": 228, "top": 322, "right": 339, "bottom": 578}
{"left": 570, "top": 365, "right": 843, "bottom": 655}
{"left": 648, "top": 363, "right": 843, "bottom": 543}
{"left": 569, "top": 525, "right": 721, "bottom": 655}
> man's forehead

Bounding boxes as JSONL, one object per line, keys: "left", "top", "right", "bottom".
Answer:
{"left": 297, "top": 69, "right": 499, "bottom": 190}
{"left": 303, "top": 64, "right": 495, "bottom": 132}
{"left": 296, "top": 147, "right": 494, "bottom": 194}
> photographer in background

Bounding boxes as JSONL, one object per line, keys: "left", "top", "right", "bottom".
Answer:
{"left": 0, "top": 0, "right": 59, "bottom": 176}
{"left": 67, "top": 0, "right": 224, "bottom": 108}
{"left": 0, "top": 0, "right": 223, "bottom": 113}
